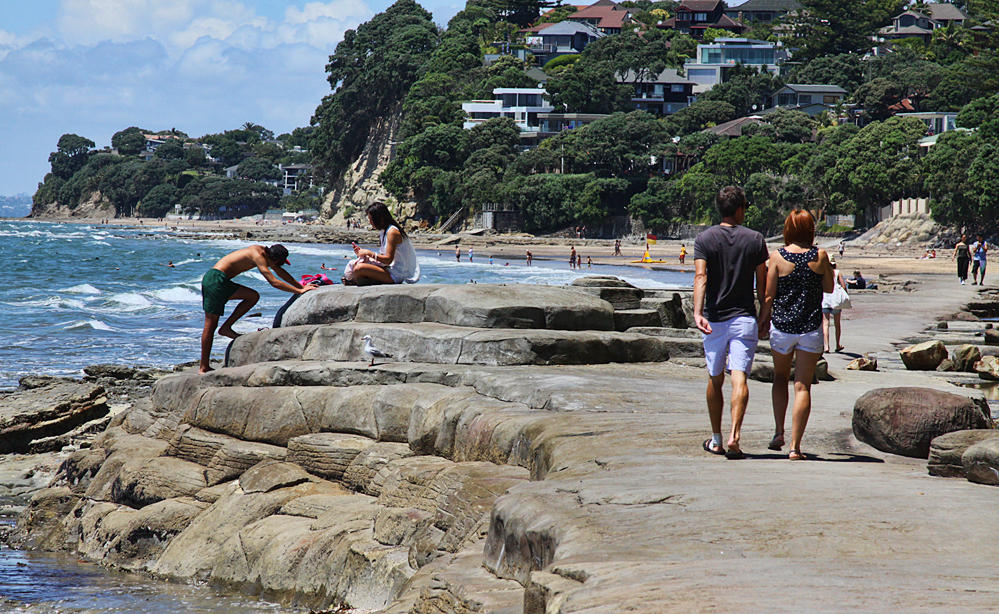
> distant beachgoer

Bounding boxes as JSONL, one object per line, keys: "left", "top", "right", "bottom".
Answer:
{"left": 587, "top": 256, "right": 592, "bottom": 268}
{"left": 838, "top": 241, "right": 845, "bottom": 259}
{"left": 320, "top": 263, "right": 335, "bottom": 271}
{"left": 489, "top": 255, "right": 494, "bottom": 265}
{"left": 821, "top": 257, "right": 848, "bottom": 353}
{"left": 455, "top": 245, "right": 461, "bottom": 262}
{"left": 679, "top": 244, "right": 687, "bottom": 264}
{"left": 846, "top": 270, "right": 866, "bottom": 290}
{"left": 954, "top": 234, "right": 970, "bottom": 284}
{"left": 344, "top": 202, "right": 421, "bottom": 286}
{"left": 166, "top": 261, "right": 175, "bottom": 268}
{"left": 761, "top": 209, "right": 834, "bottom": 461}
{"left": 693, "top": 186, "right": 768, "bottom": 460}
{"left": 971, "top": 234, "right": 988, "bottom": 285}
{"left": 468, "top": 247, "right": 474, "bottom": 263}
{"left": 613, "top": 239, "right": 621, "bottom": 256}
{"left": 569, "top": 245, "right": 577, "bottom": 269}
{"left": 526, "top": 250, "right": 533, "bottom": 266}
{"left": 200, "top": 244, "right": 313, "bottom": 374}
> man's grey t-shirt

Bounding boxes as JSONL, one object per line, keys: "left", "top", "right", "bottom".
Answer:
{"left": 693, "top": 224, "right": 768, "bottom": 322}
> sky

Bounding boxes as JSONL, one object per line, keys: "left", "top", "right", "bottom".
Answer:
{"left": 0, "top": 0, "right": 465, "bottom": 196}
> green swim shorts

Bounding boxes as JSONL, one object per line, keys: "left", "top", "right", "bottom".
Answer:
{"left": 201, "top": 268, "right": 240, "bottom": 315}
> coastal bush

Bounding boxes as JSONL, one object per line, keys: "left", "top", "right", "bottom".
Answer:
{"left": 111, "top": 127, "right": 147, "bottom": 156}
{"left": 139, "top": 184, "right": 180, "bottom": 218}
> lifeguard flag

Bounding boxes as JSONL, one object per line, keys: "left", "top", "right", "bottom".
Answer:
{"left": 646, "top": 233, "right": 657, "bottom": 245}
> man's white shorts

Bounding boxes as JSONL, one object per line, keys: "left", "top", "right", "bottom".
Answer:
{"left": 702, "top": 315, "right": 759, "bottom": 377}
{"left": 769, "top": 327, "right": 824, "bottom": 355}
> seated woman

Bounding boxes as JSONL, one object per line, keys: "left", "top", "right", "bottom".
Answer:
{"left": 846, "top": 270, "right": 866, "bottom": 290}
{"left": 344, "top": 202, "right": 420, "bottom": 285}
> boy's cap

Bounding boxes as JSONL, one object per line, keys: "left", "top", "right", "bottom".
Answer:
{"left": 267, "top": 244, "right": 290, "bottom": 265}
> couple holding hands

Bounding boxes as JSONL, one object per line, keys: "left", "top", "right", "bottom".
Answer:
{"left": 694, "top": 186, "right": 836, "bottom": 461}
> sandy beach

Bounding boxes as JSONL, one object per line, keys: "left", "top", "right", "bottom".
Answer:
{"left": 41, "top": 215, "right": 967, "bottom": 280}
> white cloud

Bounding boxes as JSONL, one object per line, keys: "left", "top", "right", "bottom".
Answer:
{"left": 0, "top": 0, "right": 386, "bottom": 194}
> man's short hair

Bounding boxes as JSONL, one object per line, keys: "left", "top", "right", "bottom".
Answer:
{"left": 716, "top": 186, "right": 747, "bottom": 218}
{"left": 266, "top": 244, "right": 290, "bottom": 265}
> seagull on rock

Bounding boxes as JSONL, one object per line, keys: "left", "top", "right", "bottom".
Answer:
{"left": 362, "top": 335, "right": 393, "bottom": 367}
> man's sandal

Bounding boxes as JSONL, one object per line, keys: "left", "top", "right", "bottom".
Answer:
{"left": 788, "top": 450, "right": 806, "bottom": 461}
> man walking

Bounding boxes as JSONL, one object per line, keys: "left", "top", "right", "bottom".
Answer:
{"left": 971, "top": 234, "right": 988, "bottom": 285}
{"left": 692, "top": 186, "right": 769, "bottom": 459}
{"left": 199, "top": 244, "right": 314, "bottom": 374}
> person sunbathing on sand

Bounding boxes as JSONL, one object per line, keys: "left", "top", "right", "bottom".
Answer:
{"left": 199, "top": 244, "right": 314, "bottom": 374}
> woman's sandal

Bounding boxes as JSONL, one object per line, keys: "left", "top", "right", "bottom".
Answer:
{"left": 768, "top": 434, "right": 785, "bottom": 451}
{"left": 788, "top": 449, "right": 806, "bottom": 461}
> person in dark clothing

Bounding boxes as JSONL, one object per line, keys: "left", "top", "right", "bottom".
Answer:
{"left": 759, "top": 210, "right": 834, "bottom": 460}
{"left": 954, "top": 234, "right": 970, "bottom": 284}
{"left": 692, "top": 186, "right": 769, "bottom": 460}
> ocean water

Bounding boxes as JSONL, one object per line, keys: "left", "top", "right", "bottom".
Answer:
{"left": 0, "top": 220, "right": 692, "bottom": 390}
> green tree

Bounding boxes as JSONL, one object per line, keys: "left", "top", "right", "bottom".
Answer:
{"left": 662, "top": 100, "right": 737, "bottom": 135}
{"left": 153, "top": 139, "right": 185, "bottom": 161}
{"left": 698, "top": 70, "right": 782, "bottom": 116}
{"left": 138, "top": 184, "right": 181, "bottom": 217}
{"left": 787, "top": 54, "right": 865, "bottom": 94}
{"left": 789, "top": 0, "right": 907, "bottom": 60}
{"left": 826, "top": 117, "right": 928, "bottom": 224}
{"left": 48, "top": 133, "right": 96, "bottom": 180}
{"left": 924, "top": 130, "right": 986, "bottom": 227}
{"left": 310, "top": 0, "right": 438, "bottom": 185}
{"left": 957, "top": 93, "right": 999, "bottom": 139}
{"left": 853, "top": 77, "right": 903, "bottom": 121}
{"left": 111, "top": 127, "right": 147, "bottom": 156}
{"left": 700, "top": 136, "right": 782, "bottom": 185}
{"left": 545, "top": 59, "right": 631, "bottom": 113}
{"left": 236, "top": 157, "right": 282, "bottom": 182}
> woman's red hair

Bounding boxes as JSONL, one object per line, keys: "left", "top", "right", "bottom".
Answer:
{"left": 783, "top": 209, "right": 815, "bottom": 246}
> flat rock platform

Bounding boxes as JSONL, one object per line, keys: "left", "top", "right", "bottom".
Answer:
{"left": 12, "top": 279, "right": 999, "bottom": 613}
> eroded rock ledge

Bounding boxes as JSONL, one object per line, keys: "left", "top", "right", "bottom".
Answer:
{"left": 13, "top": 280, "right": 698, "bottom": 612}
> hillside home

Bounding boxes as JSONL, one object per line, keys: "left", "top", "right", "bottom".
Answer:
{"left": 567, "top": 0, "right": 635, "bottom": 34}
{"left": 462, "top": 88, "right": 554, "bottom": 145}
{"left": 659, "top": 0, "right": 746, "bottom": 39}
{"left": 279, "top": 164, "right": 313, "bottom": 194}
{"left": 538, "top": 113, "right": 609, "bottom": 137}
{"left": 725, "top": 0, "right": 802, "bottom": 23}
{"left": 770, "top": 83, "right": 846, "bottom": 115}
{"left": 618, "top": 68, "right": 696, "bottom": 115}
{"left": 683, "top": 38, "right": 787, "bottom": 90}
{"left": 525, "top": 21, "right": 604, "bottom": 64}
{"left": 879, "top": 4, "right": 968, "bottom": 43}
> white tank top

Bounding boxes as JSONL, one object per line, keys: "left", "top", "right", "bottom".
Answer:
{"left": 381, "top": 226, "right": 420, "bottom": 284}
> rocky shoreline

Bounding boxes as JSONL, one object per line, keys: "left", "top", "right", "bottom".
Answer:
{"left": 4, "top": 274, "right": 999, "bottom": 612}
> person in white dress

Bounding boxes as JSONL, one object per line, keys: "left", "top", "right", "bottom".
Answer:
{"left": 344, "top": 202, "right": 420, "bottom": 285}
{"left": 820, "top": 257, "right": 848, "bottom": 353}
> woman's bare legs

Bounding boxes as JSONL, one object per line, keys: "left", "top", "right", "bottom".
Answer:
{"left": 771, "top": 349, "right": 793, "bottom": 449}
{"left": 352, "top": 262, "right": 395, "bottom": 285}
{"left": 789, "top": 349, "right": 821, "bottom": 459}
{"left": 833, "top": 311, "right": 843, "bottom": 351}
{"left": 822, "top": 313, "right": 831, "bottom": 353}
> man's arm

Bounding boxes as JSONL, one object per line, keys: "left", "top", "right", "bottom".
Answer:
{"left": 757, "top": 256, "right": 774, "bottom": 339}
{"left": 272, "top": 264, "right": 304, "bottom": 290}
{"left": 692, "top": 259, "right": 711, "bottom": 334}
{"left": 251, "top": 249, "right": 311, "bottom": 294}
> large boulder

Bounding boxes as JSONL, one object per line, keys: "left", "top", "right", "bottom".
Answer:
{"left": 984, "top": 329, "right": 999, "bottom": 346}
{"left": 899, "top": 340, "right": 948, "bottom": 371}
{"left": 846, "top": 355, "right": 878, "bottom": 371}
{"left": 0, "top": 379, "right": 109, "bottom": 453}
{"left": 974, "top": 355, "right": 999, "bottom": 380}
{"left": 963, "top": 438, "right": 999, "bottom": 485}
{"left": 852, "top": 387, "right": 992, "bottom": 458}
{"left": 928, "top": 430, "right": 999, "bottom": 477}
{"left": 953, "top": 344, "right": 983, "bottom": 372}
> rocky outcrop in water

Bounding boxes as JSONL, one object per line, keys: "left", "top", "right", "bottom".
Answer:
{"left": 12, "top": 278, "right": 709, "bottom": 612}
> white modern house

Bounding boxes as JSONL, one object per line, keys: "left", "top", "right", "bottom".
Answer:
{"left": 461, "top": 88, "right": 554, "bottom": 138}
{"left": 683, "top": 38, "right": 787, "bottom": 91}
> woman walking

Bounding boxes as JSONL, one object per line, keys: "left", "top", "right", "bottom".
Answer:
{"left": 954, "top": 234, "right": 970, "bottom": 285}
{"left": 759, "top": 210, "right": 834, "bottom": 460}
{"left": 821, "top": 257, "right": 848, "bottom": 353}
{"left": 344, "top": 202, "right": 420, "bottom": 285}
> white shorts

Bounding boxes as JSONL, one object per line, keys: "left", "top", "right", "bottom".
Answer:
{"left": 770, "top": 327, "right": 824, "bottom": 355}
{"left": 702, "top": 316, "right": 759, "bottom": 377}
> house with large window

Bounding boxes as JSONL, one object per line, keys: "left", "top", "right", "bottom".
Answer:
{"left": 769, "top": 83, "right": 846, "bottom": 115}
{"left": 725, "top": 0, "right": 801, "bottom": 23}
{"left": 683, "top": 38, "right": 787, "bottom": 90}
{"left": 566, "top": 0, "right": 634, "bottom": 34}
{"left": 525, "top": 21, "right": 604, "bottom": 65}
{"left": 461, "top": 88, "right": 554, "bottom": 145}
{"left": 618, "top": 68, "right": 696, "bottom": 115}
{"left": 659, "top": 0, "right": 746, "bottom": 39}
{"left": 878, "top": 4, "right": 969, "bottom": 44}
